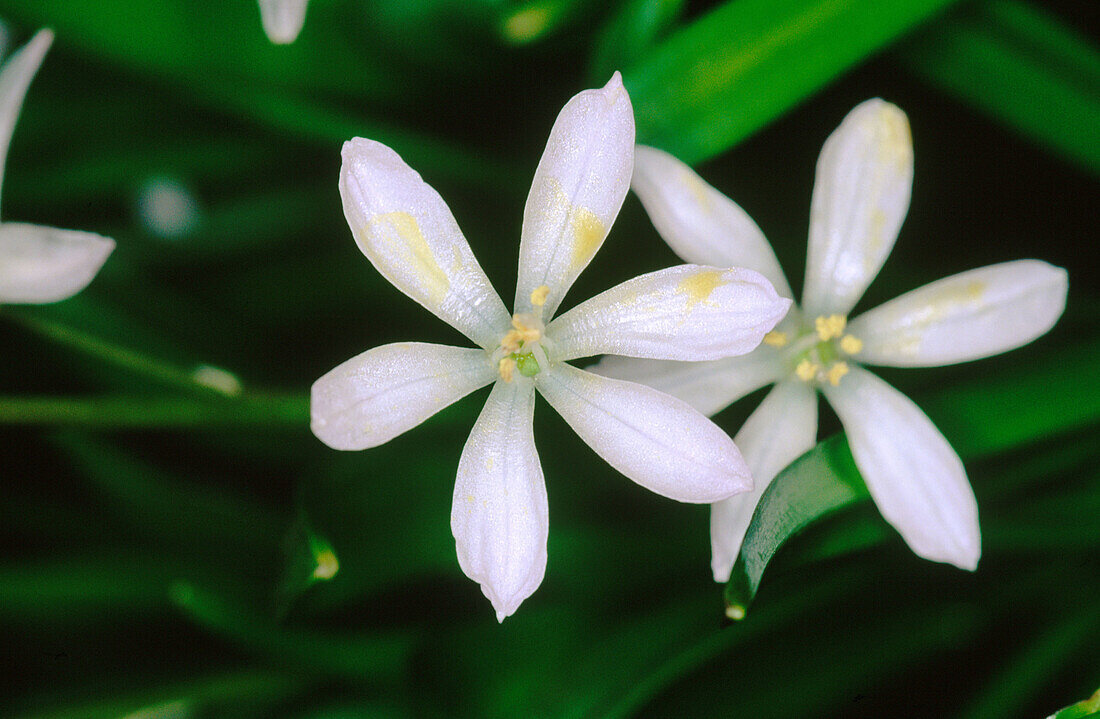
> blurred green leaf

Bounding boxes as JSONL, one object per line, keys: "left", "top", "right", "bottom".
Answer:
{"left": 959, "top": 606, "right": 1100, "bottom": 719}
{"left": 170, "top": 581, "right": 416, "bottom": 680}
{"left": 13, "top": 669, "right": 303, "bottom": 719}
{"left": 625, "top": 0, "right": 961, "bottom": 163}
{"left": 588, "top": 0, "right": 684, "bottom": 83}
{"left": 899, "top": 0, "right": 1100, "bottom": 174}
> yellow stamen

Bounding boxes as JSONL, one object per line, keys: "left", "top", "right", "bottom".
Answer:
{"left": 530, "top": 285, "right": 550, "bottom": 307}
{"left": 763, "top": 331, "right": 788, "bottom": 347}
{"left": 795, "top": 359, "right": 819, "bottom": 382}
{"left": 498, "top": 357, "right": 516, "bottom": 383}
{"left": 501, "top": 314, "right": 541, "bottom": 353}
{"left": 826, "top": 362, "right": 849, "bottom": 386}
{"left": 815, "top": 314, "right": 847, "bottom": 342}
{"left": 839, "top": 334, "right": 863, "bottom": 355}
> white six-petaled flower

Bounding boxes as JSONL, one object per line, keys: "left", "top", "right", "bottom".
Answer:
{"left": 310, "top": 74, "right": 792, "bottom": 620}
{"left": 0, "top": 30, "right": 114, "bottom": 305}
{"left": 597, "top": 99, "right": 1068, "bottom": 580}
{"left": 257, "top": 0, "right": 309, "bottom": 44}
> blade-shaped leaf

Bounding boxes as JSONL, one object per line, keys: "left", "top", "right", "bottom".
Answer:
{"left": 898, "top": 0, "right": 1100, "bottom": 174}
{"left": 625, "top": 0, "right": 961, "bottom": 163}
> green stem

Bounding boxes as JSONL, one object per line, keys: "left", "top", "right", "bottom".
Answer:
{"left": 2, "top": 307, "right": 242, "bottom": 397}
{"left": 0, "top": 394, "right": 307, "bottom": 428}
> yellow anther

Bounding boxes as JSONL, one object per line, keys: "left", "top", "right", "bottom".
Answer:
{"left": 530, "top": 285, "right": 550, "bottom": 307}
{"left": 501, "top": 314, "right": 541, "bottom": 353}
{"left": 826, "top": 362, "right": 850, "bottom": 386}
{"left": 498, "top": 357, "right": 516, "bottom": 383}
{"left": 839, "top": 334, "right": 863, "bottom": 355}
{"left": 815, "top": 314, "right": 847, "bottom": 342}
{"left": 763, "top": 331, "right": 788, "bottom": 348}
{"left": 795, "top": 359, "right": 819, "bottom": 382}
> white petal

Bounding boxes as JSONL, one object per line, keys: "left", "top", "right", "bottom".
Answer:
{"left": 546, "top": 264, "right": 790, "bottom": 362}
{"left": 537, "top": 363, "right": 751, "bottom": 502}
{"left": 339, "top": 138, "right": 510, "bottom": 350}
{"left": 710, "top": 381, "right": 817, "bottom": 582}
{"left": 802, "top": 99, "right": 914, "bottom": 317}
{"left": 631, "top": 145, "right": 792, "bottom": 299}
{"left": 823, "top": 366, "right": 980, "bottom": 570}
{"left": 310, "top": 342, "right": 495, "bottom": 450}
{"left": 451, "top": 380, "right": 547, "bottom": 622}
{"left": 514, "top": 72, "right": 634, "bottom": 318}
{"left": 0, "top": 29, "right": 52, "bottom": 209}
{"left": 848, "top": 260, "right": 1068, "bottom": 367}
{"left": 589, "top": 348, "right": 783, "bottom": 416}
{"left": 257, "top": 0, "right": 309, "bottom": 44}
{"left": 0, "top": 223, "right": 114, "bottom": 304}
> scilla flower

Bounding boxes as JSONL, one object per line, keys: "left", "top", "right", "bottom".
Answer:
{"left": 597, "top": 99, "right": 1068, "bottom": 580}
{"left": 0, "top": 30, "right": 114, "bottom": 305}
{"left": 310, "top": 74, "right": 792, "bottom": 620}
{"left": 257, "top": 0, "right": 309, "bottom": 44}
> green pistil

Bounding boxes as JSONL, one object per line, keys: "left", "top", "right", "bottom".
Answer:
{"left": 515, "top": 352, "right": 540, "bottom": 377}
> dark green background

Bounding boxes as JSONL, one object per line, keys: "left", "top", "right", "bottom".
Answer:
{"left": 0, "top": 1, "right": 1096, "bottom": 717}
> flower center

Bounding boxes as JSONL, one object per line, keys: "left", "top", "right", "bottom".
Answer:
{"left": 493, "top": 286, "right": 551, "bottom": 382}
{"left": 764, "top": 314, "right": 863, "bottom": 387}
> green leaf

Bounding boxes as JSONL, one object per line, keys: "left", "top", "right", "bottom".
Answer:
{"left": 898, "top": 0, "right": 1100, "bottom": 174}
{"left": 723, "top": 435, "right": 864, "bottom": 619}
{"left": 625, "top": 0, "right": 961, "bottom": 163}
{"left": 1048, "top": 688, "right": 1100, "bottom": 719}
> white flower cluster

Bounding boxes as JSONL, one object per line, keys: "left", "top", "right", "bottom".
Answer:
{"left": 314, "top": 80, "right": 1067, "bottom": 620}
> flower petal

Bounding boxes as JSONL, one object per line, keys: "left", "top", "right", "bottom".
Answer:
{"left": 823, "top": 365, "right": 980, "bottom": 570}
{"left": 631, "top": 145, "right": 792, "bottom": 298}
{"left": 802, "top": 99, "right": 914, "bottom": 317}
{"left": 311, "top": 342, "right": 495, "bottom": 450}
{"left": 589, "top": 349, "right": 783, "bottom": 417}
{"left": 710, "top": 380, "right": 817, "bottom": 582}
{"left": 257, "top": 0, "right": 309, "bottom": 44}
{"left": 514, "top": 72, "right": 634, "bottom": 319}
{"left": 546, "top": 264, "right": 790, "bottom": 362}
{"left": 0, "top": 29, "right": 52, "bottom": 209}
{"left": 847, "top": 260, "right": 1068, "bottom": 367}
{"left": 537, "top": 363, "right": 751, "bottom": 502}
{"left": 339, "top": 138, "right": 510, "bottom": 349}
{"left": 452, "top": 380, "right": 547, "bottom": 622}
{"left": 0, "top": 223, "right": 114, "bottom": 304}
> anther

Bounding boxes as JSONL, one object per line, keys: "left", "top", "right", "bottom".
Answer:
{"left": 530, "top": 285, "right": 550, "bottom": 307}
{"left": 498, "top": 357, "right": 516, "bottom": 383}
{"left": 815, "top": 314, "right": 847, "bottom": 342}
{"left": 826, "top": 362, "right": 849, "bottom": 386}
{"left": 839, "top": 334, "right": 863, "bottom": 355}
{"left": 795, "top": 359, "right": 819, "bottom": 382}
{"left": 763, "top": 331, "right": 788, "bottom": 347}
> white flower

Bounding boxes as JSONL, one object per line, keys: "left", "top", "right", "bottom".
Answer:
{"left": 0, "top": 30, "right": 114, "bottom": 305}
{"left": 257, "top": 0, "right": 309, "bottom": 44}
{"left": 597, "top": 99, "right": 1068, "bottom": 580}
{"left": 310, "top": 74, "right": 792, "bottom": 621}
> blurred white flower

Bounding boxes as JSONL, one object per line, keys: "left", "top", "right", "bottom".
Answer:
{"left": 597, "top": 99, "right": 1068, "bottom": 580}
{"left": 311, "top": 73, "right": 791, "bottom": 621}
{"left": 136, "top": 176, "right": 202, "bottom": 240}
{"left": 0, "top": 30, "right": 114, "bottom": 305}
{"left": 257, "top": 0, "right": 309, "bottom": 44}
